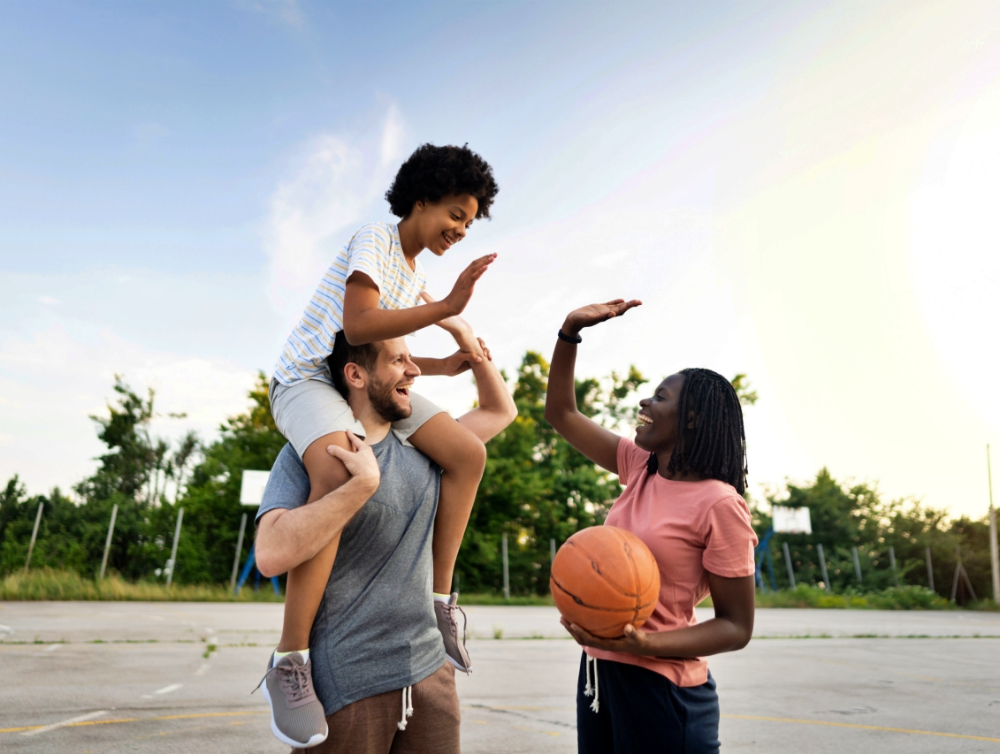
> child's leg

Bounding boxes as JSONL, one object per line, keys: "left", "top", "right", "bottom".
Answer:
{"left": 407, "top": 415, "right": 487, "bottom": 594}
{"left": 276, "top": 430, "right": 353, "bottom": 652}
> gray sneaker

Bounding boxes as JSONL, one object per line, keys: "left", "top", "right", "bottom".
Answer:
{"left": 435, "top": 593, "right": 472, "bottom": 673}
{"left": 255, "top": 651, "right": 328, "bottom": 748}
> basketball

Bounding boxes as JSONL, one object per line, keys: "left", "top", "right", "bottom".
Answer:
{"left": 550, "top": 526, "right": 661, "bottom": 638}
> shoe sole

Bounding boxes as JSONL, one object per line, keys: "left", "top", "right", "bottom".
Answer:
{"left": 445, "top": 653, "right": 471, "bottom": 674}
{"left": 261, "top": 676, "right": 329, "bottom": 748}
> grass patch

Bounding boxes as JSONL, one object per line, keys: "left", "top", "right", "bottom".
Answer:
{"left": 0, "top": 568, "right": 283, "bottom": 602}
{"left": 753, "top": 584, "right": 954, "bottom": 610}
{"left": 457, "top": 593, "right": 555, "bottom": 606}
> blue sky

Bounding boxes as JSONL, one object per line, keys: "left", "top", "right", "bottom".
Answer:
{"left": 2, "top": 1, "right": 999, "bottom": 517}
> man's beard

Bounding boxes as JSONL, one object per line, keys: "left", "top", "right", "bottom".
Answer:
{"left": 368, "top": 375, "right": 412, "bottom": 424}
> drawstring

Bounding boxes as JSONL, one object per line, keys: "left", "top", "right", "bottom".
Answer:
{"left": 583, "top": 655, "right": 600, "bottom": 713}
{"left": 397, "top": 685, "right": 414, "bottom": 730}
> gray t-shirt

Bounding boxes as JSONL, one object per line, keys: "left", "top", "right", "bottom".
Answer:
{"left": 256, "top": 433, "right": 445, "bottom": 716}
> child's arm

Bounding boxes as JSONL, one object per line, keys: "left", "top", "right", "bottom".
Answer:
{"left": 341, "top": 253, "right": 496, "bottom": 345}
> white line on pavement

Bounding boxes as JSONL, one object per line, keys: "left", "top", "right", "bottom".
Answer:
{"left": 195, "top": 663, "right": 210, "bottom": 676}
{"left": 22, "top": 710, "right": 106, "bottom": 737}
{"left": 0, "top": 624, "right": 13, "bottom": 636}
{"left": 45, "top": 644, "right": 60, "bottom": 652}
{"left": 154, "top": 683, "right": 183, "bottom": 695}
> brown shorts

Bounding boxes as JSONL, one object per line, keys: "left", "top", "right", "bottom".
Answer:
{"left": 292, "top": 663, "right": 460, "bottom": 754}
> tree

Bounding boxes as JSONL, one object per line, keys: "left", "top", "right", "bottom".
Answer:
{"left": 730, "top": 373, "right": 758, "bottom": 407}
{"left": 163, "top": 372, "right": 287, "bottom": 583}
{"left": 455, "top": 352, "right": 646, "bottom": 594}
{"left": 759, "top": 468, "right": 990, "bottom": 601}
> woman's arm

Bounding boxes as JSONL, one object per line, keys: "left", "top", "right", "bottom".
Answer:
{"left": 562, "top": 572, "right": 755, "bottom": 658}
{"left": 544, "top": 300, "right": 642, "bottom": 474}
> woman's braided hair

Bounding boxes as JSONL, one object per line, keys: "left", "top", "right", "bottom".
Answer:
{"left": 646, "top": 368, "right": 748, "bottom": 494}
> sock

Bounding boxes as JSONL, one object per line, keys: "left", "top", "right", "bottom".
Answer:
{"left": 433, "top": 593, "right": 451, "bottom": 603}
{"left": 273, "top": 648, "right": 310, "bottom": 665}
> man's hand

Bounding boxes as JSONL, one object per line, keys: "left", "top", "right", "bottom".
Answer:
{"left": 326, "top": 432, "right": 380, "bottom": 494}
{"left": 561, "top": 299, "right": 642, "bottom": 338}
{"left": 442, "top": 254, "right": 496, "bottom": 318}
{"left": 560, "top": 617, "right": 654, "bottom": 656}
{"left": 438, "top": 338, "right": 493, "bottom": 377}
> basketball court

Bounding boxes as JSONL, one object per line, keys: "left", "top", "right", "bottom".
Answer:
{"left": 2, "top": 602, "right": 999, "bottom": 752}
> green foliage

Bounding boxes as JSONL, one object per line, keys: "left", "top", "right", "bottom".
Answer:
{"left": 758, "top": 468, "right": 994, "bottom": 603}
{"left": 730, "top": 373, "right": 758, "bottom": 406}
{"left": 754, "top": 584, "right": 952, "bottom": 610}
{"left": 159, "top": 372, "right": 287, "bottom": 584}
{"left": 0, "top": 372, "right": 286, "bottom": 587}
{"left": 2, "top": 362, "right": 997, "bottom": 611}
{"left": 0, "top": 567, "right": 281, "bottom": 602}
{"left": 454, "top": 352, "right": 646, "bottom": 595}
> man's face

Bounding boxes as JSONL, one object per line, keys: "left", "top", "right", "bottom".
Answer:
{"left": 366, "top": 338, "right": 421, "bottom": 423}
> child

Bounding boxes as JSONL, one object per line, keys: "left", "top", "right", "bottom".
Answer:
{"left": 263, "top": 144, "right": 500, "bottom": 748}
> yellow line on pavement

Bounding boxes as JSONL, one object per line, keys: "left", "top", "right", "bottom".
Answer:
{"left": 724, "top": 714, "right": 1000, "bottom": 743}
{"left": 1, "top": 710, "right": 268, "bottom": 734}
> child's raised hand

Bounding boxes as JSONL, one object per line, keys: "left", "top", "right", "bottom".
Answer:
{"left": 443, "top": 253, "right": 496, "bottom": 317}
{"left": 562, "top": 299, "right": 642, "bottom": 337}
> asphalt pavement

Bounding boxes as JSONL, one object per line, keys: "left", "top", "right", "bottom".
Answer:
{"left": 2, "top": 602, "right": 999, "bottom": 753}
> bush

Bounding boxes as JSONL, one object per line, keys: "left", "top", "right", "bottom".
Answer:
{"left": 754, "top": 584, "right": 951, "bottom": 610}
{"left": 0, "top": 568, "right": 282, "bottom": 602}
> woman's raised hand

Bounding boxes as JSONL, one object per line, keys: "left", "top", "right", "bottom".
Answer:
{"left": 562, "top": 299, "right": 642, "bottom": 337}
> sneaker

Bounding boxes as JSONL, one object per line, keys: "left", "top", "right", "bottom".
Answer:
{"left": 435, "top": 593, "right": 472, "bottom": 673}
{"left": 255, "top": 651, "right": 328, "bottom": 748}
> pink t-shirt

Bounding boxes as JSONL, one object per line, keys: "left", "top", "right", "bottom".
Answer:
{"left": 585, "top": 438, "right": 758, "bottom": 687}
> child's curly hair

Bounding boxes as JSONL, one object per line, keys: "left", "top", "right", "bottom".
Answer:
{"left": 385, "top": 144, "right": 499, "bottom": 220}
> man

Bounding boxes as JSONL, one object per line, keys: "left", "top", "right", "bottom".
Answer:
{"left": 254, "top": 327, "right": 516, "bottom": 753}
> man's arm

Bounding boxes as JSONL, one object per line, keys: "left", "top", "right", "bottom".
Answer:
{"left": 255, "top": 434, "right": 380, "bottom": 578}
{"left": 456, "top": 338, "right": 517, "bottom": 444}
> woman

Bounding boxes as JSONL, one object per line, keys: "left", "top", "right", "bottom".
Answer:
{"left": 545, "top": 300, "right": 758, "bottom": 753}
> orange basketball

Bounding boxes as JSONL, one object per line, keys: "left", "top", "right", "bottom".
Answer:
{"left": 550, "top": 526, "right": 661, "bottom": 638}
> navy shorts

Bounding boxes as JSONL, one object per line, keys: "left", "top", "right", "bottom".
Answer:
{"left": 576, "top": 653, "right": 721, "bottom": 754}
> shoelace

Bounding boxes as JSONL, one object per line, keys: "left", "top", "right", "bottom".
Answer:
{"left": 583, "top": 655, "right": 600, "bottom": 713}
{"left": 251, "top": 658, "right": 314, "bottom": 704}
{"left": 397, "top": 685, "right": 414, "bottom": 730}
{"left": 441, "top": 602, "right": 468, "bottom": 640}
{"left": 278, "top": 660, "right": 314, "bottom": 704}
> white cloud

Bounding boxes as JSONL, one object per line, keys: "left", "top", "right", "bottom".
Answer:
{"left": 0, "top": 323, "right": 258, "bottom": 498}
{"left": 263, "top": 106, "right": 410, "bottom": 330}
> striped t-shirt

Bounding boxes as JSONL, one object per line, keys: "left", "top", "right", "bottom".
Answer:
{"left": 274, "top": 222, "right": 427, "bottom": 386}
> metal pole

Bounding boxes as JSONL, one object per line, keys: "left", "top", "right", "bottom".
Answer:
{"left": 550, "top": 538, "right": 556, "bottom": 564}
{"left": 951, "top": 546, "right": 962, "bottom": 602}
{"left": 889, "top": 545, "right": 898, "bottom": 587}
{"left": 230, "top": 513, "right": 247, "bottom": 593}
{"left": 782, "top": 542, "right": 796, "bottom": 589}
{"left": 852, "top": 546, "right": 862, "bottom": 583}
{"left": 925, "top": 546, "right": 935, "bottom": 592}
{"left": 99, "top": 504, "right": 118, "bottom": 581}
{"left": 24, "top": 503, "right": 44, "bottom": 572}
{"left": 817, "top": 543, "right": 830, "bottom": 589}
{"left": 501, "top": 532, "right": 510, "bottom": 600}
{"left": 988, "top": 444, "right": 999, "bottom": 604}
{"left": 165, "top": 507, "right": 184, "bottom": 588}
